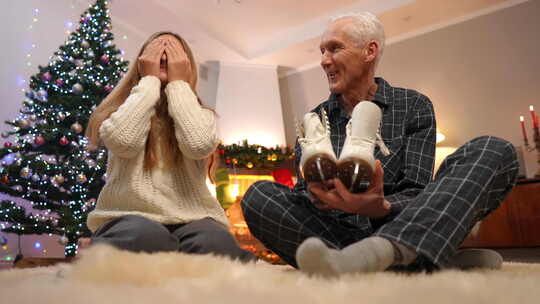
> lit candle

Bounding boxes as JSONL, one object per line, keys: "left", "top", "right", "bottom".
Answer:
{"left": 530, "top": 105, "right": 539, "bottom": 129}
{"left": 520, "top": 116, "right": 528, "bottom": 145}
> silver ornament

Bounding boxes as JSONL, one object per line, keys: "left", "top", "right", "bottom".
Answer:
{"left": 12, "top": 185, "right": 23, "bottom": 192}
{"left": 20, "top": 167, "right": 32, "bottom": 178}
{"left": 57, "top": 112, "right": 66, "bottom": 120}
{"left": 69, "top": 69, "right": 76, "bottom": 77}
{"left": 75, "top": 59, "right": 84, "bottom": 67}
{"left": 59, "top": 235, "right": 69, "bottom": 245}
{"left": 85, "top": 159, "right": 96, "bottom": 167}
{"left": 31, "top": 174, "right": 40, "bottom": 182}
{"left": 81, "top": 40, "right": 90, "bottom": 48}
{"left": 28, "top": 115, "right": 37, "bottom": 121}
{"left": 72, "top": 83, "right": 84, "bottom": 95}
{"left": 37, "top": 89, "right": 47, "bottom": 97}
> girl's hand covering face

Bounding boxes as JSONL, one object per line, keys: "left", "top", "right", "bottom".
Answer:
{"left": 138, "top": 39, "right": 165, "bottom": 78}
{"left": 163, "top": 37, "right": 191, "bottom": 83}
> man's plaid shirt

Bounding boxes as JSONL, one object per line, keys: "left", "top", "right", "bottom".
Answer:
{"left": 293, "top": 77, "right": 437, "bottom": 217}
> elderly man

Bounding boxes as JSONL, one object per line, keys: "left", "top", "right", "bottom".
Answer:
{"left": 241, "top": 12, "right": 518, "bottom": 276}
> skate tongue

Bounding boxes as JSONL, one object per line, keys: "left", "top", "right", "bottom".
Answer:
{"left": 376, "top": 133, "right": 390, "bottom": 156}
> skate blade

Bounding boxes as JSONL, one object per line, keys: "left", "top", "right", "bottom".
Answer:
{"left": 302, "top": 154, "right": 337, "bottom": 183}
{"left": 337, "top": 158, "right": 374, "bottom": 193}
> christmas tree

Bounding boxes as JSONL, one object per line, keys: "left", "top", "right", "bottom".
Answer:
{"left": 0, "top": 0, "right": 128, "bottom": 257}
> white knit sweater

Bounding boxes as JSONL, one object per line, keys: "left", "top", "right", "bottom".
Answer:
{"left": 87, "top": 76, "right": 228, "bottom": 232}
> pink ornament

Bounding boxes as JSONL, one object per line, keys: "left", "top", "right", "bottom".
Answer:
{"left": 41, "top": 72, "right": 52, "bottom": 82}
{"left": 34, "top": 136, "right": 45, "bottom": 146}
{"left": 100, "top": 55, "right": 109, "bottom": 64}
{"left": 55, "top": 79, "right": 64, "bottom": 86}
{"left": 4, "top": 142, "right": 12, "bottom": 148}
{"left": 59, "top": 137, "right": 69, "bottom": 146}
{"left": 104, "top": 84, "right": 113, "bottom": 92}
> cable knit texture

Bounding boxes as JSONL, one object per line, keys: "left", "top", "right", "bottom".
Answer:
{"left": 87, "top": 76, "right": 227, "bottom": 232}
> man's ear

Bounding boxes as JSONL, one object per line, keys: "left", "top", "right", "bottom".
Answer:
{"left": 365, "top": 40, "right": 379, "bottom": 63}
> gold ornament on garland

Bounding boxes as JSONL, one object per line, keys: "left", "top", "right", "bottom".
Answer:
{"left": 218, "top": 140, "right": 294, "bottom": 170}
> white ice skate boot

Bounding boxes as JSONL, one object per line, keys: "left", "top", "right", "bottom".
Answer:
{"left": 297, "top": 109, "right": 337, "bottom": 184}
{"left": 337, "top": 101, "right": 390, "bottom": 193}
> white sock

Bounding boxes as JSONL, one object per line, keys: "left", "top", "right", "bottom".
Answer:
{"left": 390, "top": 240, "right": 418, "bottom": 266}
{"left": 296, "top": 236, "right": 396, "bottom": 277}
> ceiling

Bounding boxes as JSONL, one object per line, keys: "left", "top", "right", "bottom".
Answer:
{"left": 104, "top": 0, "right": 520, "bottom": 73}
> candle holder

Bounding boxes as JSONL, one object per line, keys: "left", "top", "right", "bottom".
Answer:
{"left": 525, "top": 127, "right": 540, "bottom": 178}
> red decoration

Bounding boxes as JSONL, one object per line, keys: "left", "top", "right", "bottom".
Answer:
{"left": 218, "top": 149, "right": 225, "bottom": 156}
{"left": 225, "top": 158, "right": 231, "bottom": 165}
{"left": 55, "top": 79, "right": 64, "bottom": 86}
{"left": 3, "top": 142, "right": 12, "bottom": 148}
{"left": 272, "top": 169, "right": 294, "bottom": 188}
{"left": 100, "top": 55, "right": 109, "bottom": 64}
{"left": 59, "top": 137, "right": 69, "bottom": 146}
{"left": 1, "top": 175, "right": 8, "bottom": 184}
{"left": 34, "top": 136, "right": 45, "bottom": 146}
{"left": 41, "top": 72, "right": 52, "bottom": 82}
{"left": 104, "top": 84, "right": 113, "bottom": 92}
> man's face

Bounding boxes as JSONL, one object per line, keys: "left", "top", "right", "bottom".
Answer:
{"left": 320, "top": 20, "right": 370, "bottom": 95}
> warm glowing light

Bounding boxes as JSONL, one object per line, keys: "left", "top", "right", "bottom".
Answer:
{"left": 233, "top": 222, "right": 248, "bottom": 228}
{"left": 435, "top": 147, "right": 458, "bottom": 174}
{"left": 229, "top": 183, "right": 239, "bottom": 199}
{"left": 436, "top": 132, "right": 446, "bottom": 144}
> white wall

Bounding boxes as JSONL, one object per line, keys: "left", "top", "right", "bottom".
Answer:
{"left": 215, "top": 62, "right": 286, "bottom": 147}
{"left": 279, "top": 0, "right": 540, "bottom": 178}
{"left": 197, "top": 61, "right": 220, "bottom": 110}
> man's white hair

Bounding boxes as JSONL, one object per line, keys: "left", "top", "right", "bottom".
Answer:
{"left": 331, "top": 12, "right": 386, "bottom": 65}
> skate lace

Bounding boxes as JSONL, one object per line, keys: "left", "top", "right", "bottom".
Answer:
{"left": 295, "top": 109, "right": 331, "bottom": 144}
{"left": 376, "top": 132, "right": 390, "bottom": 156}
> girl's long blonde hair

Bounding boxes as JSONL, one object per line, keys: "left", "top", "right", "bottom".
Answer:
{"left": 86, "top": 31, "right": 211, "bottom": 171}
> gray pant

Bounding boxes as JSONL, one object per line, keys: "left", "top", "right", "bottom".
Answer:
{"left": 91, "top": 215, "right": 256, "bottom": 262}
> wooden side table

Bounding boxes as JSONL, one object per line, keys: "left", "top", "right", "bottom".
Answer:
{"left": 461, "top": 179, "right": 540, "bottom": 248}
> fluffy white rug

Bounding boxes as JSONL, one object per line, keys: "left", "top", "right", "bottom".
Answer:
{"left": 2, "top": 245, "right": 540, "bottom": 304}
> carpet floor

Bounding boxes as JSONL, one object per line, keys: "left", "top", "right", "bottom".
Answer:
{"left": 2, "top": 244, "right": 540, "bottom": 304}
